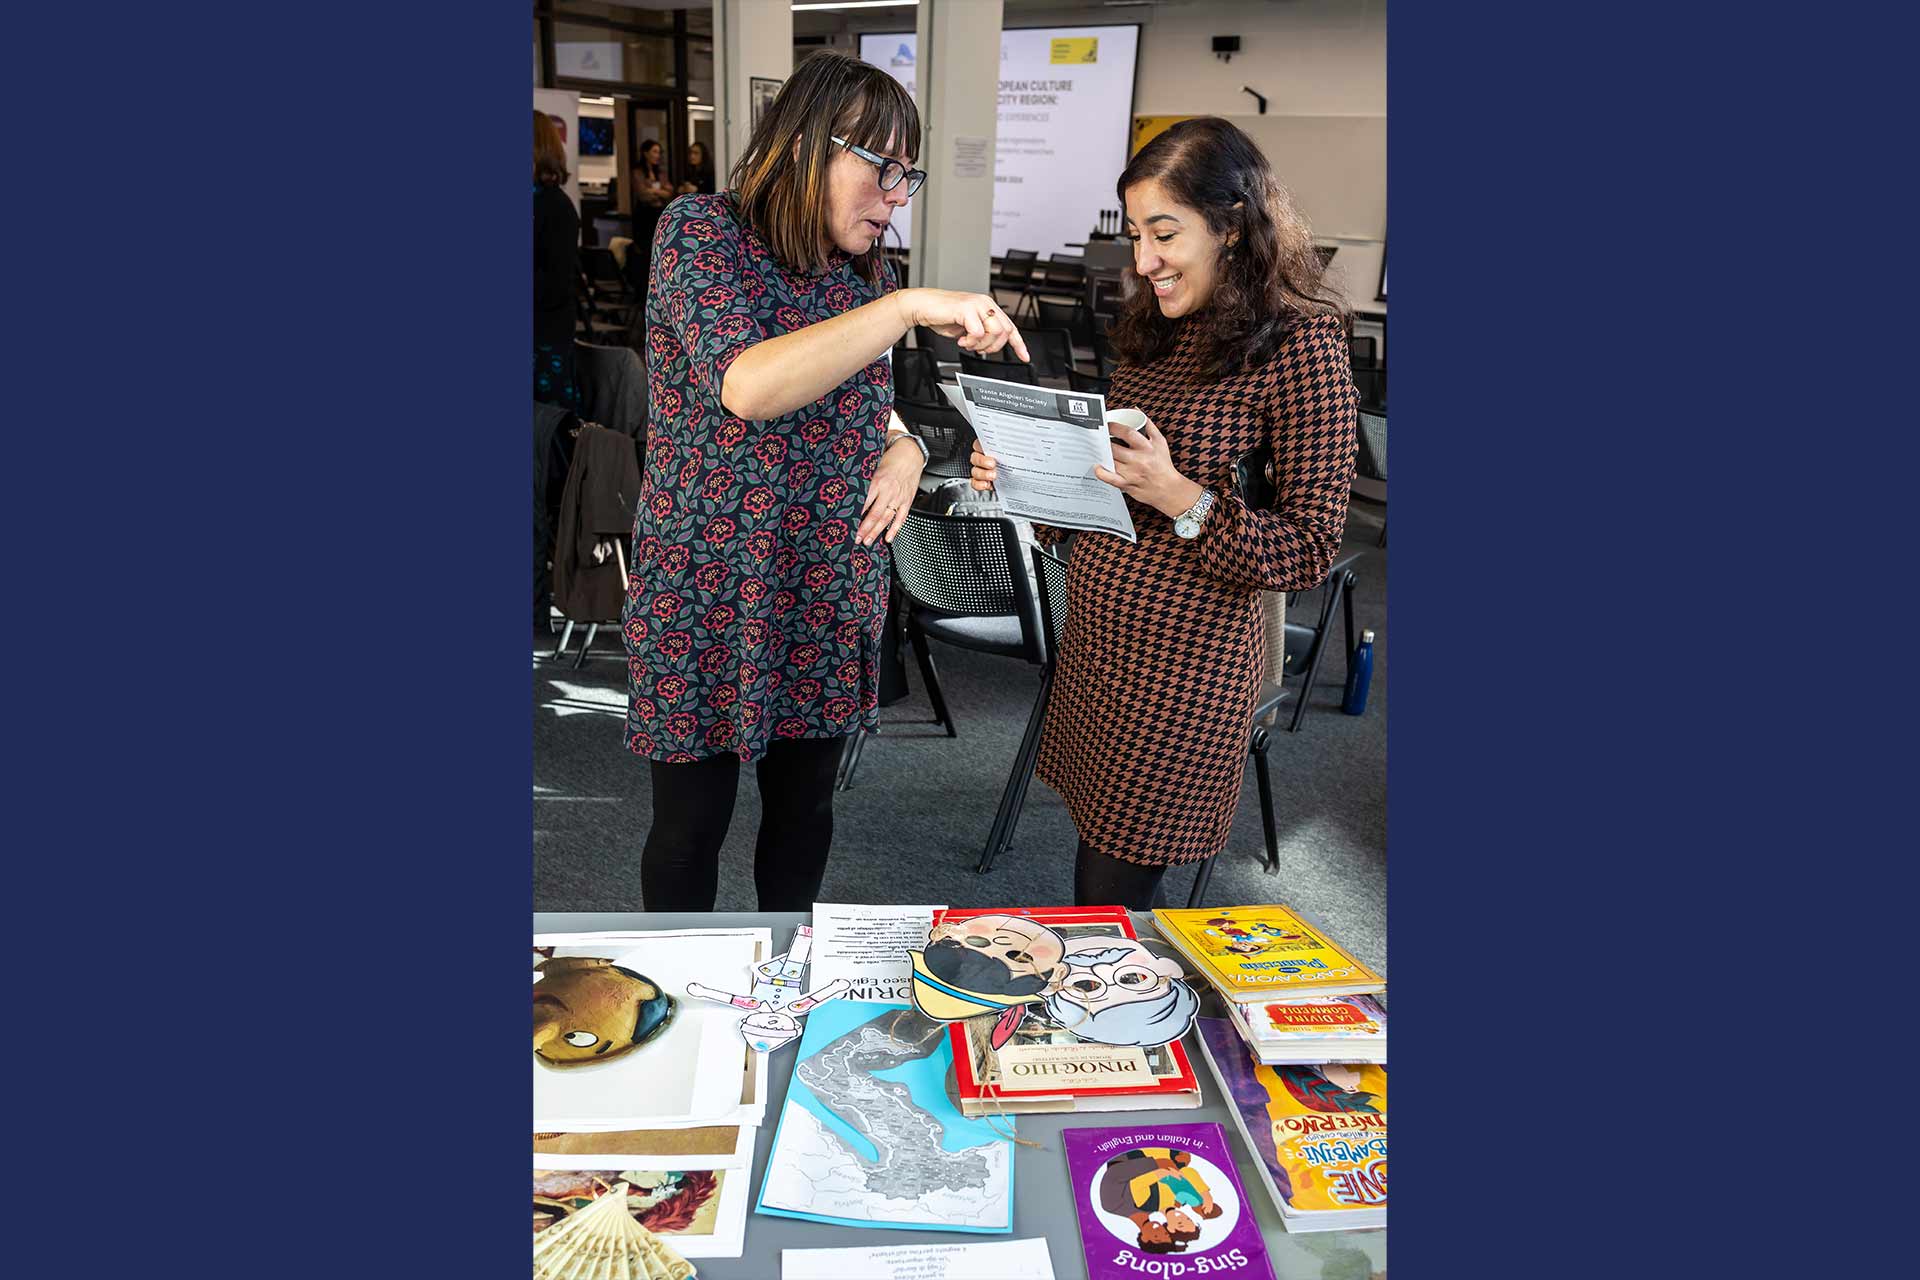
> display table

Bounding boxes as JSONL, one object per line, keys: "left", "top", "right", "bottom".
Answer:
{"left": 536, "top": 912, "right": 1384, "bottom": 1280}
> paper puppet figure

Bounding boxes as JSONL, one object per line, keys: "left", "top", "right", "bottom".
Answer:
{"left": 908, "top": 913, "right": 1072, "bottom": 1049}
{"left": 1097, "top": 1147, "right": 1225, "bottom": 1255}
{"left": 1043, "top": 935, "right": 1198, "bottom": 1047}
{"left": 749, "top": 924, "right": 813, "bottom": 1006}
{"left": 533, "top": 956, "right": 676, "bottom": 1067}
{"left": 685, "top": 978, "right": 851, "bottom": 1053}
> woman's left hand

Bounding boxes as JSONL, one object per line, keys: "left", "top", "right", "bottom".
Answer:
{"left": 1092, "top": 414, "right": 1205, "bottom": 517}
{"left": 858, "top": 436, "right": 926, "bottom": 545}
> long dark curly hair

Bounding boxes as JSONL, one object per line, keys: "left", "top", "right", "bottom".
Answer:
{"left": 1109, "top": 117, "right": 1347, "bottom": 383}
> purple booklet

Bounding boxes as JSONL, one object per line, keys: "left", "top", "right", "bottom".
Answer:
{"left": 1062, "top": 1122, "right": 1276, "bottom": 1280}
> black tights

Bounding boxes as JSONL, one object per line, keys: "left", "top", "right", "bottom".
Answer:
{"left": 1074, "top": 839, "right": 1171, "bottom": 911}
{"left": 641, "top": 736, "right": 845, "bottom": 911}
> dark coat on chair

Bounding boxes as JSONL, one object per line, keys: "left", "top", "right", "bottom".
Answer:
{"left": 552, "top": 424, "right": 642, "bottom": 624}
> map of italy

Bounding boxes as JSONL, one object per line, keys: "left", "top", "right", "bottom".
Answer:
{"left": 758, "top": 1005, "right": 1013, "bottom": 1231}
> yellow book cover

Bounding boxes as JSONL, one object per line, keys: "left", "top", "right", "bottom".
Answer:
{"left": 1151, "top": 905, "right": 1383, "bottom": 998}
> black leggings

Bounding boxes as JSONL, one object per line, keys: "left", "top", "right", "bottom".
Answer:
{"left": 1074, "top": 839, "right": 1171, "bottom": 911}
{"left": 641, "top": 736, "right": 845, "bottom": 911}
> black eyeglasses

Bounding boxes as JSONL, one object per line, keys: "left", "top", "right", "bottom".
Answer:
{"left": 830, "top": 135, "right": 926, "bottom": 197}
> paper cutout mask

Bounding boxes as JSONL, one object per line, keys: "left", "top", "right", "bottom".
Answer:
{"left": 1043, "top": 936, "right": 1198, "bottom": 1047}
{"left": 909, "top": 915, "right": 1194, "bottom": 1050}
{"left": 534, "top": 956, "right": 676, "bottom": 1067}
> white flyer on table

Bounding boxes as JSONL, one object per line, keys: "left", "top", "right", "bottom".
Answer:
{"left": 945, "top": 374, "right": 1137, "bottom": 542}
{"left": 809, "top": 903, "right": 945, "bottom": 1005}
{"left": 782, "top": 1236, "right": 1057, "bottom": 1278}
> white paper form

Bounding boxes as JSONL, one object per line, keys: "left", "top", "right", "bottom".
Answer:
{"left": 810, "top": 903, "right": 946, "bottom": 1005}
{"left": 945, "top": 374, "right": 1137, "bottom": 542}
{"left": 782, "top": 1237, "right": 1057, "bottom": 1279}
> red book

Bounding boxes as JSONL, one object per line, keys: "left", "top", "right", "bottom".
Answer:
{"left": 932, "top": 906, "right": 1203, "bottom": 1117}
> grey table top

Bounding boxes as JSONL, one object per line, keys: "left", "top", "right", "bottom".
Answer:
{"left": 535, "top": 911, "right": 1385, "bottom": 1280}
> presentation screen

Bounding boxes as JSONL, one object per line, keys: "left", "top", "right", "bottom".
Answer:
{"left": 859, "top": 25, "right": 1140, "bottom": 260}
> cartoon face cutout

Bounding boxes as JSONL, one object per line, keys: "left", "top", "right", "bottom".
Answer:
{"left": 1043, "top": 936, "right": 1198, "bottom": 1047}
{"left": 533, "top": 956, "right": 676, "bottom": 1067}
{"left": 923, "top": 914, "right": 1068, "bottom": 999}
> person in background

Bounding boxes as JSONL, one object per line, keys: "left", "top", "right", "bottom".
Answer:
{"left": 678, "top": 140, "right": 715, "bottom": 196}
{"left": 533, "top": 110, "right": 580, "bottom": 408}
{"left": 623, "top": 49, "right": 1027, "bottom": 911}
{"left": 970, "top": 116, "right": 1357, "bottom": 909}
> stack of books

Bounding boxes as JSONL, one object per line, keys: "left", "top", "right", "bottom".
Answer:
{"left": 1150, "top": 904, "right": 1386, "bottom": 1064}
{"left": 531, "top": 927, "right": 774, "bottom": 1259}
{"left": 944, "top": 905, "right": 1203, "bottom": 1117}
{"left": 1193, "top": 1018, "right": 1387, "bottom": 1232}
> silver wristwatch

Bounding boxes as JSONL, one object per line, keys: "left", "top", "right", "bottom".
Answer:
{"left": 886, "top": 429, "right": 930, "bottom": 465}
{"left": 1173, "top": 489, "right": 1217, "bottom": 539}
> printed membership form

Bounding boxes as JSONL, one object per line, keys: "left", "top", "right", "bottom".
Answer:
{"left": 945, "top": 374, "right": 1138, "bottom": 541}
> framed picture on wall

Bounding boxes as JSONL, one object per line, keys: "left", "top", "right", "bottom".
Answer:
{"left": 750, "top": 77, "right": 782, "bottom": 130}
{"left": 1377, "top": 240, "right": 1387, "bottom": 302}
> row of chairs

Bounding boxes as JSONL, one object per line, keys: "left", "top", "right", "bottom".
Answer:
{"left": 839, "top": 508, "right": 1367, "bottom": 904}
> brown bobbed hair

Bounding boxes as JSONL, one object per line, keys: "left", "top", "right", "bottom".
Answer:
{"left": 1111, "top": 117, "right": 1346, "bottom": 383}
{"left": 730, "top": 49, "right": 920, "bottom": 286}
{"left": 534, "top": 110, "right": 569, "bottom": 188}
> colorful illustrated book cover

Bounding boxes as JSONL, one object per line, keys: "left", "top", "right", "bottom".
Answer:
{"left": 1152, "top": 906, "right": 1384, "bottom": 998}
{"left": 1233, "top": 994, "right": 1387, "bottom": 1046}
{"left": 1194, "top": 1017, "right": 1388, "bottom": 1223}
{"left": 944, "top": 906, "right": 1199, "bottom": 1106}
{"left": 1062, "top": 1122, "right": 1276, "bottom": 1280}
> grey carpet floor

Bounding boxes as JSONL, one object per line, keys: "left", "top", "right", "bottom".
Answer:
{"left": 535, "top": 504, "right": 1386, "bottom": 975}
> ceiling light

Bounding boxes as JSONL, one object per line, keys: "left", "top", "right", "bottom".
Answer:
{"left": 792, "top": 2, "right": 920, "bottom": 12}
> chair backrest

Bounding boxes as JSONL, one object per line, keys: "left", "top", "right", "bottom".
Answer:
{"left": 914, "top": 325, "right": 965, "bottom": 364}
{"left": 1023, "top": 328, "right": 1077, "bottom": 382}
{"left": 1031, "top": 544, "right": 1070, "bottom": 662}
{"left": 1067, "top": 367, "right": 1111, "bottom": 397}
{"left": 997, "top": 249, "right": 1038, "bottom": 283}
{"left": 892, "top": 344, "right": 941, "bottom": 403}
{"left": 892, "top": 511, "right": 1045, "bottom": 663}
{"left": 959, "top": 352, "right": 1037, "bottom": 385}
{"left": 1348, "top": 334, "right": 1379, "bottom": 368}
{"left": 1356, "top": 410, "right": 1387, "bottom": 481}
{"left": 1087, "top": 275, "right": 1125, "bottom": 319}
{"left": 1089, "top": 325, "right": 1117, "bottom": 377}
{"left": 581, "top": 246, "right": 625, "bottom": 288}
{"left": 1039, "top": 253, "right": 1085, "bottom": 295}
{"left": 893, "top": 393, "right": 974, "bottom": 480}
{"left": 1035, "top": 297, "right": 1081, "bottom": 338}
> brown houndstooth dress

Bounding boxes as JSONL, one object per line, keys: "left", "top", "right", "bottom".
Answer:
{"left": 1035, "top": 313, "right": 1357, "bottom": 866}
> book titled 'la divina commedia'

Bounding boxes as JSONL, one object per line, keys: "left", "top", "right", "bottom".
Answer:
{"left": 1063, "top": 1122, "right": 1276, "bottom": 1280}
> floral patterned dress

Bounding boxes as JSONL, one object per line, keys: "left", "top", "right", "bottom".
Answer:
{"left": 623, "top": 193, "right": 898, "bottom": 763}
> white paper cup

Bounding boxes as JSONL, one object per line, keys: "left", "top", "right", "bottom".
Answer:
{"left": 1107, "top": 407, "right": 1149, "bottom": 433}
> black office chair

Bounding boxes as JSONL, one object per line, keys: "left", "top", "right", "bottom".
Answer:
{"left": 914, "top": 324, "right": 965, "bottom": 367}
{"left": 989, "top": 249, "right": 1040, "bottom": 319}
{"left": 1066, "top": 368, "right": 1111, "bottom": 397}
{"left": 892, "top": 348, "right": 974, "bottom": 481}
{"left": 959, "top": 351, "right": 1037, "bottom": 385}
{"left": 1353, "top": 409, "right": 1386, "bottom": 546}
{"left": 845, "top": 513, "right": 1051, "bottom": 874}
{"left": 1022, "top": 328, "right": 1078, "bottom": 386}
{"left": 1036, "top": 297, "right": 1091, "bottom": 352}
{"left": 1037, "top": 253, "right": 1085, "bottom": 303}
{"left": 1089, "top": 325, "right": 1118, "bottom": 378}
{"left": 1276, "top": 548, "right": 1365, "bottom": 734}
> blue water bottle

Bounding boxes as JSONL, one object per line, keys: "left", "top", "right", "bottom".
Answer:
{"left": 1342, "top": 629, "right": 1375, "bottom": 716}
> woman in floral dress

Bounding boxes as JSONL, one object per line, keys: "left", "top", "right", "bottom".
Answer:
{"left": 624, "top": 51, "right": 1028, "bottom": 910}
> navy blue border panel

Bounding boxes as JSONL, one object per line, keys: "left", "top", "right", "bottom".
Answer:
{"left": 1381, "top": 2, "right": 1899, "bottom": 1274}
{"left": 15, "top": 4, "right": 529, "bottom": 1277}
